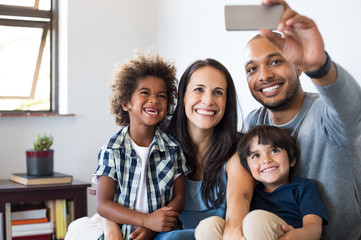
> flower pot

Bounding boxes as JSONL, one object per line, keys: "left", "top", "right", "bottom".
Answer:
{"left": 26, "top": 149, "right": 54, "bottom": 176}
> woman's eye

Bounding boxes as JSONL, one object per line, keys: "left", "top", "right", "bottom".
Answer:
{"left": 214, "top": 90, "right": 224, "bottom": 96}
{"left": 194, "top": 87, "right": 204, "bottom": 93}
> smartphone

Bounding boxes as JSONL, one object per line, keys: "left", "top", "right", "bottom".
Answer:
{"left": 225, "top": 5, "right": 284, "bottom": 31}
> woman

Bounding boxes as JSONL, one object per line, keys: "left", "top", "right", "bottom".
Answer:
{"left": 158, "top": 58, "right": 254, "bottom": 240}
{"left": 69, "top": 59, "right": 254, "bottom": 240}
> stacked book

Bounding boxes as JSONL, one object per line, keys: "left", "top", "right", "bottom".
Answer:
{"left": 11, "top": 206, "right": 53, "bottom": 240}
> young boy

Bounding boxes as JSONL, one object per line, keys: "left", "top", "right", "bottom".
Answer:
{"left": 238, "top": 125, "right": 328, "bottom": 240}
{"left": 93, "top": 51, "right": 190, "bottom": 240}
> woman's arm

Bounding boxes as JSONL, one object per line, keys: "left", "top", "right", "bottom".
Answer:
{"left": 223, "top": 153, "right": 255, "bottom": 240}
{"left": 280, "top": 214, "right": 323, "bottom": 240}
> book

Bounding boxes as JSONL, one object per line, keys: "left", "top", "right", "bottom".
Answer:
{"left": 11, "top": 208, "right": 47, "bottom": 221}
{"left": 5, "top": 203, "right": 11, "bottom": 240}
{"left": 12, "top": 217, "right": 48, "bottom": 226}
{"left": 0, "top": 212, "right": 3, "bottom": 240}
{"left": 55, "top": 199, "right": 67, "bottom": 239}
{"left": 11, "top": 222, "right": 53, "bottom": 237}
{"left": 12, "top": 233, "right": 52, "bottom": 240}
{"left": 44, "top": 200, "right": 56, "bottom": 236}
{"left": 10, "top": 172, "right": 72, "bottom": 186}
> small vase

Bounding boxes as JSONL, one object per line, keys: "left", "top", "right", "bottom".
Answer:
{"left": 26, "top": 149, "right": 54, "bottom": 176}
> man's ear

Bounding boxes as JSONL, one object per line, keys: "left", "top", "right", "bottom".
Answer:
{"left": 290, "top": 158, "right": 296, "bottom": 167}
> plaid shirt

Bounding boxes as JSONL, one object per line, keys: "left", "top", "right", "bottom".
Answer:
{"left": 93, "top": 126, "right": 190, "bottom": 240}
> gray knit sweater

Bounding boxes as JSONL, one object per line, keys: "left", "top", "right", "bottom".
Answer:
{"left": 245, "top": 63, "right": 361, "bottom": 240}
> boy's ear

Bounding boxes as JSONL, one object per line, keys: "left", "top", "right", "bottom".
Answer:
{"left": 290, "top": 158, "right": 296, "bottom": 167}
{"left": 122, "top": 103, "right": 129, "bottom": 111}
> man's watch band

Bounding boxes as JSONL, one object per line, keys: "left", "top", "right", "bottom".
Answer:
{"left": 304, "top": 52, "right": 332, "bottom": 78}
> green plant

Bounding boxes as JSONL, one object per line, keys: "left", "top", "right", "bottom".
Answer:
{"left": 33, "top": 134, "right": 53, "bottom": 151}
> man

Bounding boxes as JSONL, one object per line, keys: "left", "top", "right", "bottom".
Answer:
{"left": 244, "top": 0, "right": 361, "bottom": 239}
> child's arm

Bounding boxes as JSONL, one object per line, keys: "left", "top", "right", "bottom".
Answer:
{"left": 128, "top": 174, "right": 185, "bottom": 240}
{"left": 100, "top": 216, "right": 122, "bottom": 240}
{"left": 223, "top": 153, "right": 255, "bottom": 240}
{"left": 96, "top": 176, "right": 179, "bottom": 232}
{"left": 280, "top": 214, "right": 323, "bottom": 240}
{"left": 165, "top": 173, "right": 186, "bottom": 213}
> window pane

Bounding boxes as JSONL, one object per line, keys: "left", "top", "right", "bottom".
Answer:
{"left": 0, "top": 0, "right": 50, "bottom": 10}
{"left": 0, "top": 25, "right": 51, "bottom": 111}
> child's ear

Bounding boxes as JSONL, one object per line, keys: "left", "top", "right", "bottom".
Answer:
{"left": 122, "top": 103, "right": 129, "bottom": 111}
{"left": 290, "top": 158, "right": 296, "bottom": 167}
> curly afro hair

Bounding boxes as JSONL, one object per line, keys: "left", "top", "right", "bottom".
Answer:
{"left": 109, "top": 50, "right": 178, "bottom": 126}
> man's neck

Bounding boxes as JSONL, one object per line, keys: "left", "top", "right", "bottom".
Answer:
{"left": 268, "top": 91, "right": 305, "bottom": 125}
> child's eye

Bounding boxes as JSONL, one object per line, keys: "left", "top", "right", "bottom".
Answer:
{"left": 271, "top": 148, "right": 280, "bottom": 154}
{"left": 158, "top": 94, "right": 167, "bottom": 99}
{"left": 250, "top": 153, "right": 259, "bottom": 160}
{"left": 140, "top": 90, "right": 149, "bottom": 95}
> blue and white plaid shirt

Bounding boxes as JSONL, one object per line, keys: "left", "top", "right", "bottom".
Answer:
{"left": 93, "top": 126, "right": 190, "bottom": 240}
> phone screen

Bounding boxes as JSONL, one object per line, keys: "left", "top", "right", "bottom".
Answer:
{"left": 225, "top": 5, "right": 284, "bottom": 31}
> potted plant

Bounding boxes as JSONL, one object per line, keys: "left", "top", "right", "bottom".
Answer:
{"left": 26, "top": 134, "right": 54, "bottom": 176}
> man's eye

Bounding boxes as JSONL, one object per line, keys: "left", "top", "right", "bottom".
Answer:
{"left": 247, "top": 67, "right": 257, "bottom": 74}
{"left": 271, "top": 59, "right": 282, "bottom": 66}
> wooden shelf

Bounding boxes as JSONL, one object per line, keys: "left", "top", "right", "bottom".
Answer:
{"left": 0, "top": 179, "right": 91, "bottom": 240}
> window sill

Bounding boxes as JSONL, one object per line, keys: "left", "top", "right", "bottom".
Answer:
{"left": 0, "top": 112, "right": 75, "bottom": 117}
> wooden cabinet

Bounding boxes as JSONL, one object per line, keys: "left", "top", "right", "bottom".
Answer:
{"left": 0, "top": 179, "right": 91, "bottom": 239}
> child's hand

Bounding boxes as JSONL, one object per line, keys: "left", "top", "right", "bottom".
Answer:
{"left": 143, "top": 207, "right": 179, "bottom": 232}
{"left": 100, "top": 216, "right": 122, "bottom": 240}
{"left": 279, "top": 224, "right": 296, "bottom": 240}
{"left": 129, "top": 227, "right": 156, "bottom": 240}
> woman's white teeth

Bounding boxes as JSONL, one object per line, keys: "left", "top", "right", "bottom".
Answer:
{"left": 262, "top": 167, "right": 277, "bottom": 173}
{"left": 196, "top": 109, "right": 215, "bottom": 116}
{"left": 263, "top": 85, "right": 280, "bottom": 93}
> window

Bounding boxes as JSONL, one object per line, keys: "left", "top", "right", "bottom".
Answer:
{"left": 0, "top": 0, "right": 57, "bottom": 113}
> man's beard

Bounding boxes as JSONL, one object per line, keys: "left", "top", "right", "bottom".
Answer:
{"left": 253, "top": 78, "right": 300, "bottom": 110}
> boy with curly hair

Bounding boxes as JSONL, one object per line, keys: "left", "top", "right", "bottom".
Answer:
{"left": 93, "top": 51, "right": 190, "bottom": 240}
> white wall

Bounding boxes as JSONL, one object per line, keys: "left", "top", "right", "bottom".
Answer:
{"left": 1, "top": 0, "right": 360, "bottom": 216}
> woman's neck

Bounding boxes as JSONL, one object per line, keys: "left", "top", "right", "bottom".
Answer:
{"left": 187, "top": 126, "right": 214, "bottom": 181}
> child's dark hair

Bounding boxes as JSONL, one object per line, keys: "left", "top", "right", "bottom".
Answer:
{"left": 238, "top": 125, "right": 299, "bottom": 177}
{"left": 109, "top": 50, "right": 178, "bottom": 126}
